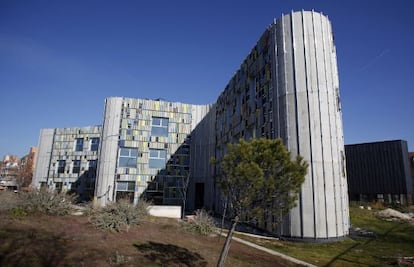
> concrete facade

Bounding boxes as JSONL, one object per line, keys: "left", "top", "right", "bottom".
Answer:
{"left": 94, "top": 97, "right": 211, "bottom": 206}
{"left": 188, "top": 11, "right": 349, "bottom": 240}
{"left": 32, "top": 126, "right": 101, "bottom": 200}
{"left": 33, "top": 10, "right": 348, "bottom": 240}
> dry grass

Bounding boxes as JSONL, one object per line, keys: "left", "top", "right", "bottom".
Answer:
{"left": 0, "top": 212, "right": 299, "bottom": 266}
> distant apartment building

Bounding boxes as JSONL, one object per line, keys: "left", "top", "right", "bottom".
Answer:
{"left": 33, "top": 126, "right": 101, "bottom": 200}
{"left": 0, "top": 155, "right": 20, "bottom": 190}
{"left": 33, "top": 10, "right": 348, "bottom": 241}
{"left": 345, "top": 140, "right": 413, "bottom": 204}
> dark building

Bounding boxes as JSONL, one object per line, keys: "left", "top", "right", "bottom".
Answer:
{"left": 345, "top": 140, "right": 412, "bottom": 204}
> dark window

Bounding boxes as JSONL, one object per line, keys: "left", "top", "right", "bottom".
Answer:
{"left": 57, "top": 160, "right": 66, "bottom": 174}
{"left": 72, "top": 160, "right": 81, "bottom": 174}
{"left": 119, "top": 148, "right": 138, "bottom": 168}
{"left": 151, "top": 117, "right": 169, "bottom": 137}
{"left": 75, "top": 138, "right": 84, "bottom": 151}
{"left": 90, "top": 138, "right": 99, "bottom": 151}
{"left": 88, "top": 160, "right": 97, "bottom": 178}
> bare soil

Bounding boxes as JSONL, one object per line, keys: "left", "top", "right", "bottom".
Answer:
{"left": 0, "top": 213, "right": 298, "bottom": 267}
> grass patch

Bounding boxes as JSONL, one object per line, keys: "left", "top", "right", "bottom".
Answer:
{"left": 236, "top": 205, "right": 414, "bottom": 266}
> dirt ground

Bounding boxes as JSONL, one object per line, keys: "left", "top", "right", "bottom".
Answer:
{"left": 0, "top": 213, "right": 298, "bottom": 267}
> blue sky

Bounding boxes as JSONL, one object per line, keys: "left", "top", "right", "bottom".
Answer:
{"left": 0, "top": 0, "right": 413, "bottom": 157}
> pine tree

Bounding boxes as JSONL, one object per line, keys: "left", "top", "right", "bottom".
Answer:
{"left": 215, "top": 138, "right": 308, "bottom": 267}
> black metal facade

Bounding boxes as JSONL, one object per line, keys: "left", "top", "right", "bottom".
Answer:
{"left": 345, "top": 140, "right": 412, "bottom": 204}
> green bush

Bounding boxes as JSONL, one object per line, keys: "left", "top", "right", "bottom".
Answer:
{"left": 9, "top": 207, "right": 27, "bottom": 217}
{"left": 90, "top": 199, "right": 150, "bottom": 232}
{"left": 18, "top": 188, "right": 76, "bottom": 216}
{"left": 184, "top": 209, "right": 216, "bottom": 236}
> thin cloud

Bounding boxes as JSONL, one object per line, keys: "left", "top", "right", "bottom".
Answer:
{"left": 358, "top": 48, "right": 390, "bottom": 72}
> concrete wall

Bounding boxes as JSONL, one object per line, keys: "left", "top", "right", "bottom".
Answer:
{"left": 274, "top": 10, "right": 349, "bottom": 240}
{"left": 94, "top": 97, "right": 211, "bottom": 207}
{"left": 188, "top": 105, "right": 216, "bottom": 211}
{"left": 203, "top": 11, "right": 349, "bottom": 240}
{"left": 147, "top": 205, "right": 181, "bottom": 218}
{"left": 94, "top": 97, "right": 123, "bottom": 206}
{"left": 32, "top": 129, "right": 54, "bottom": 187}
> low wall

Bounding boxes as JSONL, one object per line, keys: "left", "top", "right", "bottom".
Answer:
{"left": 147, "top": 205, "right": 181, "bottom": 219}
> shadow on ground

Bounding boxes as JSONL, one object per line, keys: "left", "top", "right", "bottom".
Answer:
{"left": 0, "top": 227, "right": 69, "bottom": 266}
{"left": 134, "top": 241, "right": 207, "bottom": 267}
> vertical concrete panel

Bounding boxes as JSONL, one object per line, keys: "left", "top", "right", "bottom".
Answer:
{"left": 32, "top": 129, "right": 54, "bottom": 188}
{"left": 281, "top": 14, "right": 302, "bottom": 238}
{"left": 95, "top": 97, "right": 123, "bottom": 206}
{"left": 292, "top": 11, "right": 315, "bottom": 239}
{"left": 305, "top": 12, "right": 325, "bottom": 239}
{"left": 275, "top": 11, "right": 349, "bottom": 239}
{"left": 320, "top": 15, "right": 339, "bottom": 237}
{"left": 312, "top": 12, "right": 330, "bottom": 238}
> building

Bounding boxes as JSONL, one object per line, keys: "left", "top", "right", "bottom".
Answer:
{"left": 346, "top": 140, "right": 413, "bottom": 204}
{"left": 0, "top": 155, "right": 20, "bottom": 191}
{"left": 33, "top": 10, "right": 348, "bottom": 241}
{"left": 187, "top": 10, "right": 349, "bottom": 240}
{"left": 33, "top": 126, "right": 101, "bottom": 200}
{"left": 409, "top": 152, "right": 414, "bottom": 192}
{"left": 94, "top": 97, "right": 210, "bottom": 206}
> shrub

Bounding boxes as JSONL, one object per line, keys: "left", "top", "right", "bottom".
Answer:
{"left": 18, "top": 188, "right": 76, "bottom": 216}
{"left": 184, "top": 209, "right": 216, "bottom": 236}
{"left": 109, "top": 251, "right": 129, "bottom": 266}
{"left": 9, "top": 207, "right": 27, "bottom": 217}
{"left": 90, "top": 199, "right": 150, "bottom": 232}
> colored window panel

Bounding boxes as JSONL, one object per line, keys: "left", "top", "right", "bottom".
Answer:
{"left": 151, "top": 117, "right": 169, "bottom": 137}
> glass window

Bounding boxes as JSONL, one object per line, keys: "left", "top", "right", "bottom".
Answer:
{"left": 149, "top": 149, "right": 166, "bottom": 169}
{"left": 88, "top": 160, "right": 97, "bottom": 178}
{"left": 116, "top": 181, "right": 135, "bottom": 192}
{"left": 90, "top": 138, "right": 99, "bottom": 151}
{"left": 151, "top": 117, "right": 169, "bottom": 137}
{"left": 57, "top": 160, "right": 66, "bottom": 174}
{"left": 119, "top": 148, "right": 138, "bottom": 168}
{"left": 72, "top": 160, "right": 81, "bottom": 174}
{"left": 75, "top": 138, "right": 84, "bottom": 151}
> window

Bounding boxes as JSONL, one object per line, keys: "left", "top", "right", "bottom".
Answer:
{"left": 149, "top": 149, "right": 166, "bottom": 169}
{"left": 116, "top": 181, "right": 135, "bottom": 191}
{"left": 72, "top": 160, "right": 81, "bottom": 174}
{"left": 151, "top": 117, "right": 169, "bottom": 137}
{"left": 90, "top": 138, "right": 99, "bottom": 151}
{"left": 75, "top": 138, "right": 84, "bottom": 151}
{"left": 88, "top": 160, "right": 97, "bottom": 178}
{"left": 57, "top": 160, "right": 66, "bottom": 174}
{"left": 55, "top": 182, "right": 63, "bottom": 191}
{"left": 118, "top": 148, "right": 138, "bottom": 168}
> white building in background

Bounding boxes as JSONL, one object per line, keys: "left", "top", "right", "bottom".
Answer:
{"left": 34, "top": 10, "right": 349, "bottom": 241}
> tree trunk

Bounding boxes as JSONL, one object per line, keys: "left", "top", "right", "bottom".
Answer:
{"left": 217, "top": 216, "right": 239, "bottom": 267}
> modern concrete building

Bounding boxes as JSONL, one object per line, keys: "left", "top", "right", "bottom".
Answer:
{"left": 94, "top": 97, "right": 210, "bottom": 206}
{"left": 346, "top": 140, "right": 413, "bottom": 204}
{"left": 32, "top": 126, "right": 101, "bottom": 200}
{"left": 188, "top": 10, "right": 349, "bottom": 240}
{"left": 33, "top": 10, "right": 349, "bottom": 241}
